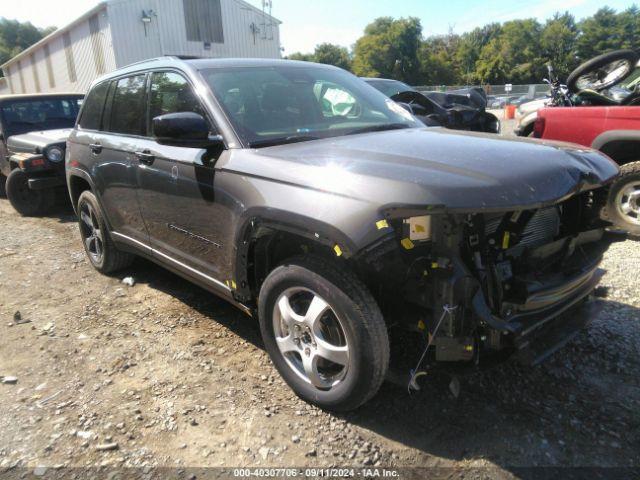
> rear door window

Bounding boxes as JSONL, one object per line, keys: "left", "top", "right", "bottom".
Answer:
{"left": 107, "top": 74, "right": 148, "bottom": 136}
{"left": 78, "top": 82, "right": 109, "bottom": 131}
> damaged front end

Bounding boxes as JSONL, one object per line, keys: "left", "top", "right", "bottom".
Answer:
{"left": 359, "top": 190, "right": 622, "bottom": 368}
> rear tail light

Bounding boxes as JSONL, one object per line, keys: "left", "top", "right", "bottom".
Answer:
{"left": 533, "top": 116, "right": 546, "bottom": 138}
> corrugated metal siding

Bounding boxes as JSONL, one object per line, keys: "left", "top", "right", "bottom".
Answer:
{"left": 3, "top": 67, "right": 15, "bottom": 94}
{"left": 1, "top": 0, "right": 280, "bottom": 95}
{"left": 0, "top": 6, "right": 115, "bottom": 94}
{"left": 43, "top": 44, "right": 56, "bottom": 88}
{"left": 109, "top": 0, "right": 280, "bottom": 67}
{"left": 17, "top": 60, "right": 27, "bottom": 93}
{"left": 30, "top": 53, "right": 42, "bottom": 92}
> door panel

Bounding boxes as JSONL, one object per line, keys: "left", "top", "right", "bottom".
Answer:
{"left": 136, "top": 140, "right": 231, "bottom": 281}
{"left": 92, "top": 133, "right": 148, "bottom": 242}
{"left": 136, "top": 70, "right": 231, "bottom": 284}
{"left": 94, "top": 74, "right": 149, "bottom": 244}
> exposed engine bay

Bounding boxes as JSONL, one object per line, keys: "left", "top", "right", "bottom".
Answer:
{"left": 356, "top": 190, "right": 621, "bottom": 370}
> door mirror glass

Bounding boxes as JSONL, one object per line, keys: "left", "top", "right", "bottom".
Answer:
{"left": 153, "top": 112, "right": 222, "bottom": 148}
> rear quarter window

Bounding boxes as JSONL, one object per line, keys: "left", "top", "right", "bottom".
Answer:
{"left": 78, "top": 82, "right": 109, "bottom": 131}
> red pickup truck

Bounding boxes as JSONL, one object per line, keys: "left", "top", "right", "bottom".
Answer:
{"left": 535, "top": 106, "right": 640, "bottom": 235}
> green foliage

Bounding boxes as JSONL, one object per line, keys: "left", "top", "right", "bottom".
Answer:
{"left": 348, "top": 5, "right": 640, "bottom": 86}
{"left": 286, "top": 52, "right": 314, "bottom": 62}
{"left": 352, "top": 17, "right": 422, "bottom": 83}
{"left": 0, "top": 18, "right": 55, "bottom": 76}
{"left": 286, "top": 43, "right": 351, "bottom": 70}
{"left": 313, "top": 43, "right": 352, "bottom": 71}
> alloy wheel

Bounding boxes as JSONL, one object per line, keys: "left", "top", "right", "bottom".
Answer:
{"left": 575, "top": 59, "right": 632, "bottom": 91}
{"left": 79, "top": 202, "right": 105, "bottom": 263}
{"left": 615, "top": 180, "right": 640, "bottom": 226}
{"left": 272, "top": 287, "right": 349, "bottom": 390}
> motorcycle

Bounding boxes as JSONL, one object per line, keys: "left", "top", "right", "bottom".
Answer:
{"left": 550, "top": 49, "right": 640, "bottom": 107}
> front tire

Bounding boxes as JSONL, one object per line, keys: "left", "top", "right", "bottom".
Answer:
{"left": 606, "top": 161, "right": 640, "bottom": 236}
{"left": 77, "top": 190, "right": 134, "bottom": 273}
{"left": 5, "top": 169, "right": 54, "bottom": 216}
{"left": 258, "top": 255, "right": 389, "bottom": 411}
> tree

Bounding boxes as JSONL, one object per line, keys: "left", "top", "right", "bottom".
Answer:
{"left": 286, "top": 52, "right": 314, "bottom": 62}
{"left": 540, "top": 13, "right": 579, "bottom": 79}
{"left": 419, "top": 33, "right": 460, "bottom": 86}
{"left": 576, "top": 7, "right": 622, "bottom": 61}
{"left": 618, "top": 5, "right": 640, "bottom": 51}
{"left": 0, "top": 19, "right": 55, "bottom": 74}
{"left": 313, "top": 43, "right": 351, "bottom": 71}
{"left": 455, "top": 23, "right": 502, "bottom": 84}
{"left": 352, "top": 17, "right": 422, "bottom": 83}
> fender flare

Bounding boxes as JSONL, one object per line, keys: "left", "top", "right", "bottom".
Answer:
{"left": 591, "top": 130, "right": 640, "bottom": 152}
{"left": 66, "top": 167, "right": 114, "bottom": 231}
{"left": 232, "top": 207, "right": 362, "bottom": 302}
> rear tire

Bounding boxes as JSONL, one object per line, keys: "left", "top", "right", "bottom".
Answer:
{"left": 567, "top": 49, "right": 639, "bottom": 93}
{"left": 5, "top": 169, "right": 54, "bottom": 216}
{"left": 77, "top": 190, "right": 134, "bottom": 273}
{"left": 258, "top": 255, "right": 389, "bottom": 411}
{"left": 605, "top": 161, "right": 640, "bottom": 237}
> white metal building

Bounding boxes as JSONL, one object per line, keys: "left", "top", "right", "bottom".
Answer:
{"left": 1, "top": 0, "right": 281, "bottom": 95}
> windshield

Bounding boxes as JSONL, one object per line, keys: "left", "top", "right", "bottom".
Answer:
{"left": 0, "top": 97, "right": 83, "bottom": 137}
{"left": 200, "top": 65, "right": 420, "bottom": 147}
{"left": 366, "top": 79, "right": 413, "bottom": 97}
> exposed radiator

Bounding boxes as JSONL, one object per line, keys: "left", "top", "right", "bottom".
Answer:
{"left": 485, "top": 207, "right": 561, "bottom": 248}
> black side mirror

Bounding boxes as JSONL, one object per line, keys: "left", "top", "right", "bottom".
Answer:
{"left": 152, "top": 112, "right": 224, "bottom": 149}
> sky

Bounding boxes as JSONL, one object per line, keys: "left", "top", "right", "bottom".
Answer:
{"left": 1, "top": 0, "right": 637, "bottom": 54}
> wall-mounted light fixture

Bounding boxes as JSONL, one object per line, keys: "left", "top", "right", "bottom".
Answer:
{"left": 141, "top": 9, "right": 156, "bottom": 36}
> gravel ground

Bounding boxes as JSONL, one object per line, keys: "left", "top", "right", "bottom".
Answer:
{"left": 1, "top": 169, "right": 639, "bottom": 478}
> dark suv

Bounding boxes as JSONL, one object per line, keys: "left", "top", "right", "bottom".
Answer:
{"left": 0, "top": 93, "right": 83, "bottom": 215}
{"left": 68, "top": 57, "right": 620, "bottom": 411}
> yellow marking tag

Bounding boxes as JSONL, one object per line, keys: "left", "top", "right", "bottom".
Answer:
{"left": 401, "top": 238, "right": 415, "bottom": 250}
{"left": 376, "top": 219, "right": 389, "bottom": 230}
{"left": 334, "top": 245, "right": 343, "bottom": 257}
{"left": 502, "top": 231, "right": 510, "bottom": 249}
{"left": 417, "top": 320, "right": 426, "bottom": 331}
{"left": 231, "top": 280, "right": 237, "bottom": 290}
{"left": 414, "top": 224, "right": 426, "bottom": 232}
{"left": 431, "top": 262, "right": 439, "bottom": 269}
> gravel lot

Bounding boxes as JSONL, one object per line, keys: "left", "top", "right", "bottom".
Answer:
{"left": 1, "top": 147, "right": 639, "bottom": 477}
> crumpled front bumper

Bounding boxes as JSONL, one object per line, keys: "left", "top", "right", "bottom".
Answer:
{"left": 514, "top": 298, "right": 604, "bottom": 366}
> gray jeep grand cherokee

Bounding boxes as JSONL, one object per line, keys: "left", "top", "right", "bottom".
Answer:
{"left": 67, "top": 57, "right": 620, "bottom": 411}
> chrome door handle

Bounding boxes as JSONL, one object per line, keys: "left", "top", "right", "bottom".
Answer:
{"left": 89, "top": 143, "right": 102, "bottom": 154}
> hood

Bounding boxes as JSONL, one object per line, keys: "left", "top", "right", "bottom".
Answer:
{"left": 7, "top": 128, "right": 72, "bottom": 154}
{"left": 231, "top": 127, "right": 618, "bottom": 212}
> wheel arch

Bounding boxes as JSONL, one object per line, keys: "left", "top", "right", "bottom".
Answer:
{"left": 233, "top": 208, "right": 362, "bottom": 305}
{"left": 592, "top": 130, "right": 640, "bottom": 166}
{"left": 67, "top": 170, "right": 95, "bottom": 214}
{"left": 66, "top": 168, "right": 117, "bottom": 235}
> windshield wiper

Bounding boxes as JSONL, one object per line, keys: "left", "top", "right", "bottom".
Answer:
{"left": 248, "top": 135, "right": 321, "bottom": 148}
{"left": 345, "top": 123, "right": 412, "bottom": 136}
